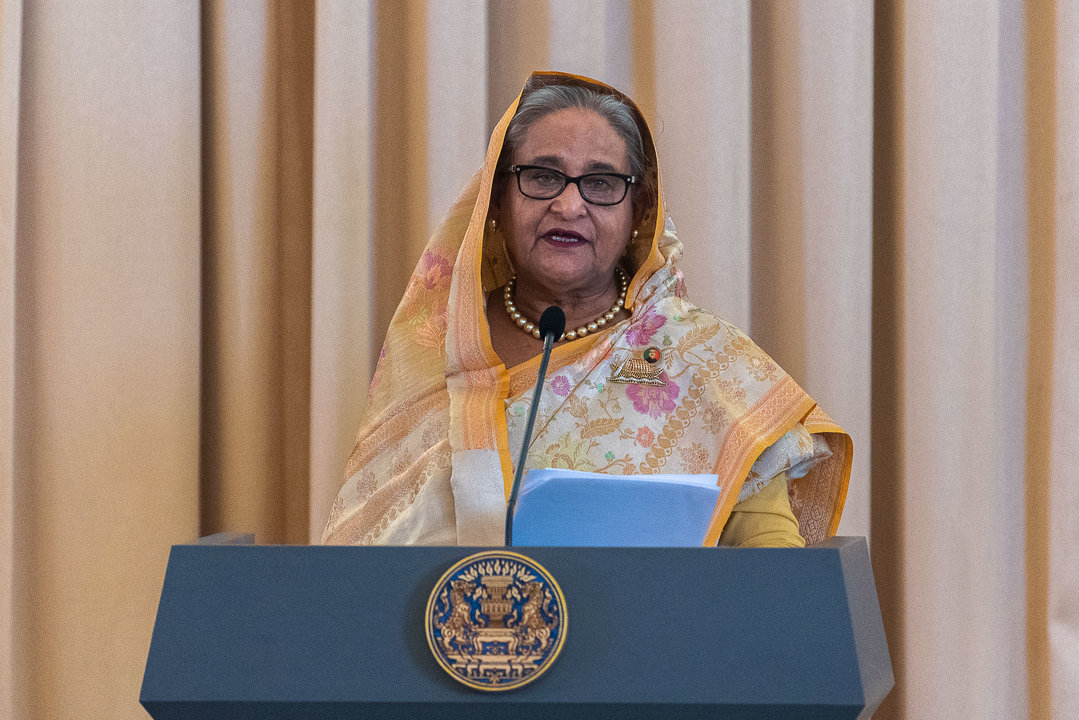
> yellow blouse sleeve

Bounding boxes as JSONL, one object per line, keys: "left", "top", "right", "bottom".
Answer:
{"left": 717, "top": 472, "right": 805, "bottom": 548}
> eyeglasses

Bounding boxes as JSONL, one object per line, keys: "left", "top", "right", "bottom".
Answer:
{"left": 509, "top": 164, "right": 636, "bottom": 206}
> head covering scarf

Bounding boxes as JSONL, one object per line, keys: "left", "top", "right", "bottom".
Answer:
{"left": 323, "top": 72, "right": 851, "bottom": 546}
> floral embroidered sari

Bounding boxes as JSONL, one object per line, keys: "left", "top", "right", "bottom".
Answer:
{"left": 323, "top": 72, "right": 850, "bottom": 547}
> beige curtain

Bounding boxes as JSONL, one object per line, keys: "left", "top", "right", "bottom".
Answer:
{"left": 0, "top": 1, "right": 1075, "bottom": 718}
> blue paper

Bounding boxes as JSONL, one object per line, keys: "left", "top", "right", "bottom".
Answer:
{"left": 511, "top": 468, "right": 721, "bottom": 547}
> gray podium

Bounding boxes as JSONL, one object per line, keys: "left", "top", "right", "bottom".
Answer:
{"left": 140, "top": 537, "right": 892, "bottom": 719}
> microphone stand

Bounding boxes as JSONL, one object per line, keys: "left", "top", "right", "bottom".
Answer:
{"left": 504, "top": 306, "right": 565, "bottom": 546}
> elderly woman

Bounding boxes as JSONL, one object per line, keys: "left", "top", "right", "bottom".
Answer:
{"left": 323, "top": 72, "right": 850, "bottom": 547}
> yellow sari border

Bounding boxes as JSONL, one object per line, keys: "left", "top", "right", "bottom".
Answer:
{"left": 701, "top": 376, "right": 816, "bottom": 546}
{"left": 801, "top": 405, "right": 852, "bottom": 536}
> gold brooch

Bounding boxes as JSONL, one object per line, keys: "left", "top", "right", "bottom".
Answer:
{"left": 610, "top": 346, "right": 665, "bottom": 386}
{"left": 426, "top": 551, "right": 567, "bottom": 691}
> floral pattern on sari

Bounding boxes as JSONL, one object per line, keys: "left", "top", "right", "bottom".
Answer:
{"left": 506, "top": 300, "right": 728, "bottom": 476}
{"left": 501, "top": 290, "right": 838, "bottom": 514}
{"left": 625, "top": 305, "right": 666, "bottom": 345}
{"left": 401, "top": 250, "right": 454, "bottom": 350}
{"left": 625, "top": 372, "right": 679, "bottom": 417}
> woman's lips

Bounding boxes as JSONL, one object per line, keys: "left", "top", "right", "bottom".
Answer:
{"left": 541, "top": 230, "right": 589, "bottom": 246}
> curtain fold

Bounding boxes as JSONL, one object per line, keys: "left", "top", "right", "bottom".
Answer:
{"left": 1041, "top": 3, "right": 1079, "bottom": 715}
{"left": 0, "top": 1, "right": 1075, "bottom": 718}
{"left": 0, "top": 2, "right": 24, "bottom": 718}
{"left": 893, "top": 4, "right": 1028, "bottom": 717}
{"left": 199, "top": 0, "right": 313, "bottom": 544}
{"left": 3, "top": 2, "right": 201, "bottom": 718}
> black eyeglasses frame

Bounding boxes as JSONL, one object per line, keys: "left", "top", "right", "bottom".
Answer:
{"left": 508, "top": 164, "right": 637, "bottom": 206}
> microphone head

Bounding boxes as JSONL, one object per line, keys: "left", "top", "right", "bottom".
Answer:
{"left": 538, "top": 306, "right": 566, "bottom": 340}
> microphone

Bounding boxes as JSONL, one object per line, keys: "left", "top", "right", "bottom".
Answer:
{"left": 537, "top": 306, "right": 568, "bottom": 345}
{"left": 505, "top": 306, "right": 566, "bottom": 545}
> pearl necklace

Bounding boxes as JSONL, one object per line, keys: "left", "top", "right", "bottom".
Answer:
{"left": 503, "top": 267, "right": 629, "bottom": 341}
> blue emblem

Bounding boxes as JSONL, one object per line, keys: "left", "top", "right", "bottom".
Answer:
{"left": 425, "top": 550, "right": 567, "bottom": 691}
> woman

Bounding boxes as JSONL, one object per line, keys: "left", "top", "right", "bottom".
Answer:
{"left": 323, "top": 72, "right": 850, "bottom": 547}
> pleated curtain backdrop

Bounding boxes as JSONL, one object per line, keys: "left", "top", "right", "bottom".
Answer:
{"left": 0, "top": 1, "right": 1075, "bottom": 718}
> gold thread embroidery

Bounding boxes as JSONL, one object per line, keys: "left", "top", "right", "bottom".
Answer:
{"left": 334, "top": 440, "right": 452, "bottom": 546}
{"left": 638, "top": 342, "right": 739, "bottom": 473}
{"left": 345, "top": 390, "right": 450, "bottom": 477}
{"left": 508, "top": 342, "right": 591, "bottom": 396}
{"left": 789, "top": 433, "right": 847, "bottom": 543}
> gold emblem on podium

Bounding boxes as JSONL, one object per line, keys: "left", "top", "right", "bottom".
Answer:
{"left": 425, "top": 550, "right": 567, "bottom": 691}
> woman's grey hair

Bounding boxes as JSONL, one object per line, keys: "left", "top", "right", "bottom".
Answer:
{"left": 500, "top": 84, "right": 657, "bottom": 210}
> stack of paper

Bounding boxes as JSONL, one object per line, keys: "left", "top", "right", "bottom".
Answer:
{"left": 510, "top": 468, "right": 721, "bottom": 547}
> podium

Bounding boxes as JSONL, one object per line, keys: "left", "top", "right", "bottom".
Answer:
{"left": 141, "top": 537, "right": 892, "bottom": 719}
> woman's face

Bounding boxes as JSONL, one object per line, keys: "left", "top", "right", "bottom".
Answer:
{"left": 498, "top": 108, "right": 636, "bottom": 301}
